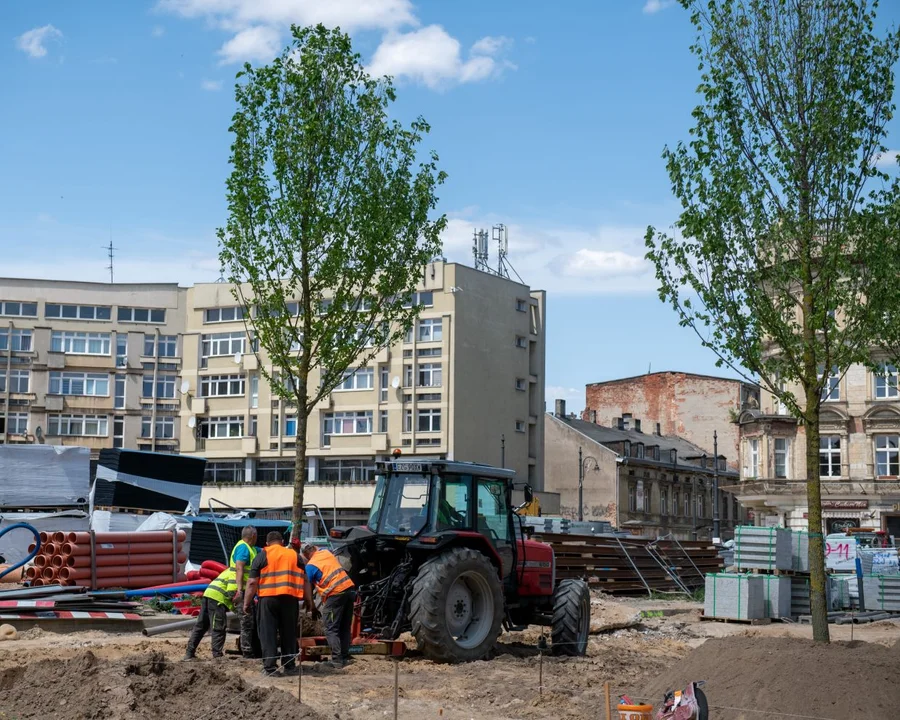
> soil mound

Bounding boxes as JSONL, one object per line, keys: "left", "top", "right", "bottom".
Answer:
{"left": 0, "top": 651, "right": 324, "bottom": 720}
{"left": 642, "top": 635, "right": 900, "bottom": 720}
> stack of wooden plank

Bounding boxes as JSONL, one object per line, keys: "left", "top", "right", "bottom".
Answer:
{"left": 531, "top": 532, "right": 722, "bottom": 595}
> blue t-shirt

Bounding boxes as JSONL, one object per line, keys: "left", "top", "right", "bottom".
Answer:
{"left": 305, "top": 561, "right": 323, "bottom": 586}
{"left": 231, "top": 543, "right": 261, "bottom": 565}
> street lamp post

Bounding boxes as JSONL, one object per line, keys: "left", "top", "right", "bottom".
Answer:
{"left": 713, "top": 430, "right": 721, "bottom": 542}
{"left": 577, "top": 446, "right": 600, "bottom": 523}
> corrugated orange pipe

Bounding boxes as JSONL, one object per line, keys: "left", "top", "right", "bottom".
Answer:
{"left": 65, "top": 530, "right": 186, "bottom": 544}
{"left": 60, "top": 564, "right": 180, "bottom": 581}
{"left": 62, "top": 541, "right": 184, "bottom": 557}
{"left": 64, "top": 552, "right": 187, "bottom": 568}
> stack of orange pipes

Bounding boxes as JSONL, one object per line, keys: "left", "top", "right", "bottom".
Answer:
{"left": 23, "top": 530, "right": 187, "bottom": 589}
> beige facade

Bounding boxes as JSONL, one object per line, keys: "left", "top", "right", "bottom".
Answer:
{"left": 0, "top": 265, "right": 546, "bottom": 515}
{"left": 734, "top": 365, "right": 900, "bottom": 539}
{"left": 0, "top": 279, "right": 187, "bottom": 454}
{"left": 181, "top": 262, "right": 546, "bottom": 498}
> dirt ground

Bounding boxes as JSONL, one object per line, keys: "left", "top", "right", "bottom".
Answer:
{"left": 1, "top": 592, "right": 899, "bottom": 720}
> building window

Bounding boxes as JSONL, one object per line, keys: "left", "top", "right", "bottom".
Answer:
{"left": 819, "top": 435, "right": 841, "bottom": 477}
{"left": 643, "top": 483, "right": 651, "bottom": 513}
{"left": 116, "top": 334, "right": 128, "bottom": 367}
{"left": 821, "top": 366, "right": 841, "bottom": 401}
{"left": 48, "top": 414, "right": 109, "bottom": 437}
{"left": 117, "top": 307, "right": 166, "bottom": 324}
{"left": 660, "top": 487, "right": 668, "bottom": 516}
{"left": 256, "top": 460, "right": 294, "bottom": 484}
{"left": 204, "top": 416, "right": 244, "bottom": 438}
{"left": 417, "top": 392, "right": 441, "bottom": 402}
{"left": 403, "top": 409, "right": 413, "bottom": 433}
{"left": 250, "top": 374, "right": 259, "bottom": 408}
{"left": 515, "top": 298, "right": 528, "bottom": 313}
{"left": 418, "top": 318, "right": 443, "bottom": 342}
{"left": 0, "top": 370, "right": 30, "bottom": 394}
{"left": 113, "top": 416, "right": 124, "bottom": 448}
{"left": 144, "top": 334, "right": 178, "bottom": 358}
{"left": 684, "top": 490, "right": 692, "bottom": 517}
{"left": 417, "top": 408, "right": 441, "bottom": 433}
{"left": 336, "top": 367, "right": 374, "bottom": 391}
{"left": 515, "top": 420, "right": 526, "bottom": 433}
{"left": 204, "top": 306, "right": 245, "bottom": 324}
{"left": 322, "top": 411, "right": 373, "bottom": 444}
{"left": 774, "top": 438, "right": 789, "bottom": 479}
{"left": 628, "top": 484, "right": 637, "bottom": 512}
{"left": 200, "top": 374, "right": 245, "bottom": 398}
{"left": 0, "top": 301, "right": 37, "bottom": 317}
{"left": 515, "top": 378, "right": 526, "bottom": 391}
{"left": 634, "top": 443, "right": 644, "bottom": 459}
{"left": 204, "top": 461, "right": 244, "bottom": 484}
{"left": 0, "top": 328, "right": 32, "bottom": 352}
{"left": 201, "top": 332, "right": 246, "bottom": 357}
{"left": 417, "top": 437, "right": 441, "bottom": 446}
{"left": 404, "top": 325, "right": 414, "bottom": 344}
{"left": 143, "top": 374, "right": 177, "bottom": 399}
{"left": 875, "top": 364, "right": 900, "bottom": 399}
{"left": 623, "top": 441, "right": 631, "bottom": 456}
{"left": 50, "top": 331, "right": 111, "bottom": 356}
{"left": 380, "top": 366, "right": 389, "bottom": 402}
{"left": 0, "top": 412, "right": 28, "bottom": 435}
{"left": 48, "top": 372, "right": 109, "bottom": 397}
{"left": 402, "top": 292, "right": 433, "bottom": 308}
{"left": 417, "top": 363, "right": 442, "bottom": 388}
{"left": 403, "top": 365, "right": 413, "bottom": 388}
{"left": 318, "top": 458, "right": 375, "bottom": 483}
{"left": 417, "top": 347, "right": 440, "bottom": 358}
{"left": 141, "top": 416, "right": 175, "bottom": 439}
{"left": 697, "top": 493, "right": 706, "bottom": 518}
{"left": 515, "top": 335, "right": 527, "bottom": 349}
{"left": 45, "top": 304, "right": 111, "bottom": 321}
{"left": 671, "top": 490, "right": 679, "bottom": 517}
{"left": 875, "top": 435, "right": 900, "bottom": 477}
{"left": 114, "top": 374, "right": 126, "bottom": 409}
{"left": 670, "top": 449, "right": 677, "bottom": 464}
{"left": 379, "top": 409, "right": 388, "bottom": 433}
{"left": 747, "top": 438, "right": 760, "bottom": 478}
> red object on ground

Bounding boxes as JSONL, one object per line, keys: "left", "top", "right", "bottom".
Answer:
{"left": 185, "top": 570, "right": 202, "bottom": 581}
{"left": 200, "top": 560, "right": 227, "bottom": 573}
{"left": 199, "top": 568, "right": 221, "bottom": 581}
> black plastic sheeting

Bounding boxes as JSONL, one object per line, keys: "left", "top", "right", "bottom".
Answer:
{"left": 188, "top": 517, "right": 289, "bottom": 565}
{"left": 93, "top": 450, "right": 206, "bottom": 513}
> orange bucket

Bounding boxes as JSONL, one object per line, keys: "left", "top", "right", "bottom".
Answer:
{"left": 617, "top": 705, "right": 653, "bottom": 720}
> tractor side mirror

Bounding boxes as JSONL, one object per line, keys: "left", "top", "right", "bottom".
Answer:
{"left": 523, "top": 485, "right": 534, "bottom": 504}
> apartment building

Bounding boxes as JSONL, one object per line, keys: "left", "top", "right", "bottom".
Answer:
{"left": 180, "top": 262, "right": 546, "bottom": 495}
{"left": 0, "top": 279, "right": 187, "bottom": 455}
{"left": 1, "top": 264, "right": 547, "bottom": 505}
{"left": 734, "top": 365, "right": 900, "bottom": 539}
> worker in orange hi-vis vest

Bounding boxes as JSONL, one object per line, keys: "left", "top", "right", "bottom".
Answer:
{"left": 300, "top": 542, "right": 356, "bottom": 669}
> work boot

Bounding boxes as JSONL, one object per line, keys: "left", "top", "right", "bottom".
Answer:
{"left": 341, "top": 657, "right": 356, "bottom": 667}
{"left": 282, "top": 666, "right": 300, "bottom": 677}
{"left": 321, "top": 660, "right": 344, "bottom": 670}
{"left": 261, "top": 667, "right": 279, "bottom": 677}
{"left": 182, "top": 653, "right": 196, "bottom": 662}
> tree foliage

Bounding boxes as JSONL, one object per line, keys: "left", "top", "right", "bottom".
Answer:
{"left": 645, "top": 0, "right": 900, "bottom": 642}
{"left": 218, "top": 24, "right": 446, "bottom": 535}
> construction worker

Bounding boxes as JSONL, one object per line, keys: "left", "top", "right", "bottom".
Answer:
{"left": 229, "top": 526, "right": 260, "bottom": 658}
{"left": 244, "top": 531, "right": 312, "bottom": 677}
{"left": 300, "top": 542, "right": 356, "bottom": 669}
{"left": 183, "top": 566, "right": 237, "bottom": 660}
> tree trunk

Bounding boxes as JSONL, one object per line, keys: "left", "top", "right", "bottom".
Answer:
{"left": 291, "top": 403, "right": 310, "bottom": 543}
{"left": 804, "top": 396, "right": 830, "bottom": 643}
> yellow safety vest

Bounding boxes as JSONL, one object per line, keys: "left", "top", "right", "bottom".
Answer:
{"left": 228, "top": 540, "right": 259, "bottom": 583}
{"left": 204, "top": 568, "right": 238, "bottom": 611}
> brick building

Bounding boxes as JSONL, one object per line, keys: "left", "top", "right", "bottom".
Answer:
{"left": 583, "top": 371, "right": 759, "bottom": 470}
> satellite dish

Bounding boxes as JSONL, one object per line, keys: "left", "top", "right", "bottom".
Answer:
{"left": 391, "top": 376, "right": 400, "bottom": 389}
{"left": 188, "top": 416, "right": 197, "bottom": 429}
{"left": 180, "top": 380, "right": 191, "bottom": 394}
{"left": 233, "top": 352, "right": 242, "bottom": 364}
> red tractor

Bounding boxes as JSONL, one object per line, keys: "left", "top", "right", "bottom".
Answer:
{"left": 330, "top": 459, "right": 591, "bottom": 663}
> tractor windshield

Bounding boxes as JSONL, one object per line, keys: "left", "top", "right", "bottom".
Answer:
{"left": 368, "top": 472, "right": 431, "bottom": 535}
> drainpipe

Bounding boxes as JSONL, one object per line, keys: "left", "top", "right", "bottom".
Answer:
{"left": 3, "top": 321, "right": 11, "bottom": 444}
{"left": 150, "top": 328, "right": 160, "bottom": 452}
{"left": 615, "top": 456, "right": 625, "bottom": 531}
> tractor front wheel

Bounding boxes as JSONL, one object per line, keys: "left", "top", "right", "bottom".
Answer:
{"left": 409, "top": 547, "right": 504, "bottom": 663}
{"left": 551, "top": 578, "right": 590, "bottom": 656}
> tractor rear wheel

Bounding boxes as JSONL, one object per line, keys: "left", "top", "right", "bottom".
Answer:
{"left": 551, "top": 579, "right": 590, "bottom": 656}
{"left": 409, "top": 547, "right": 504, "bottom": 663}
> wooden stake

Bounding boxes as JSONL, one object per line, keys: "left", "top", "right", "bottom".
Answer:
{"left": 393, "top": 659, "right": 399, "bottom": 720}
{"left": 604, "top": 681, "right": 612, "bottom": 720}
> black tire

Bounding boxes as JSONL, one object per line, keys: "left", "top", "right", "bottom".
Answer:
{"left": 409, "top": 547, "right": 504, "bottom": 663}
{"left": 551, "top": 578, "right": 590, "bottom": 656}
{"left": 695, "top": 686, "right": 709, "bottom": 720}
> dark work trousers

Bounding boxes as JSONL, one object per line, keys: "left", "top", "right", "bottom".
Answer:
{"left": 324, "top": 589, "right": 357, "bottom": 662}
{"left": 186, "top": 597, "right": 228, "bottom": 657}
{"left": 235, "top": 601, "right": 256, "bottom": 657}
{"left": 258, "top": 595, "right": 299, "bottom": 672}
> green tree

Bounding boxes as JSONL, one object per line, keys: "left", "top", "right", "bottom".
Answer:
{"left": 219, "top": 24, "right": 446, "bottom": 539}
{"left": 645, "top": 0, "right": 900, "bottom": 642}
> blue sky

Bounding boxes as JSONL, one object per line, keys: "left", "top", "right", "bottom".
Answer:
{"left": 3, "top": 0, "right": 899, "bottom": 414}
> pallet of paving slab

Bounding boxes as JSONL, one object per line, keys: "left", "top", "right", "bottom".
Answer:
{"left": 746, "top": 567, "right": 805, "bottom": 577}
{"left": 699, "top": 613, "right": 772, "bottom": 625}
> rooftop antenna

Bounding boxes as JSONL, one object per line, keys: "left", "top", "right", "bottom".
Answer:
{"left": 472, "top": 229, "right": 490, "bottom": 273}
{"left": 105, "top": 234, "right": 117, "bottom": 284}
{"left": 493, "top": 223, "right": 524, "bottom": 283}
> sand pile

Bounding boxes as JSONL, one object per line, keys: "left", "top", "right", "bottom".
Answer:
{"left": 643, "top": 635, "right": 900, "bottom": 720}
{"left": 0, "top": 651, "right": 324, "bottom": 720}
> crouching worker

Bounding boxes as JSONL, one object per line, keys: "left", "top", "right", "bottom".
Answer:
{"left": 183, "top": 567, "right": 238, "bottom": 660}
{"left": 300, "top": 542, "right": 356, "bottom": 669}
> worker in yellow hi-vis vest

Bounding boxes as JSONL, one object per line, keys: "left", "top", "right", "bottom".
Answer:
{"left": 229, "top": 526, "right": 260, "bottom": 658}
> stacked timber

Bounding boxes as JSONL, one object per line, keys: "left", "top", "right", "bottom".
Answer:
{"left": 23, "top": 530, "right": 187, "bottom": 589}
{"left": 704, "top": 573, "right": 765, "bottom": 620}
{"left": 531, "top": 532, "right": 722, "bottom": 595}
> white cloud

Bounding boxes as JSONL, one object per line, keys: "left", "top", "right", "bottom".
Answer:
{"left": 643, "top": 0, "right": 676, "bottom": 14}
{"left": 217, "top": 25, "right": 282, "bottom": 64}
{"left": 201, "top": 78, "right": 223, "bottom": 91}
{"left": 152, "top": 25, "right": 166, "bottom": 38}
{"left": 15, "top": 25, "right": 63, "bottom": 58}
{"left": 368, "top": 27, "right": 513, "bottom": 88}
{"left": 549, "top": 249, "right": 648, "bottom": 279}
{"left": 873, "top": 150, "right": 900, "bottom": 168}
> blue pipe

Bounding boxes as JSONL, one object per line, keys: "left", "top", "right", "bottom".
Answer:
{"left": 0, "top": 522, "right": 41, "bottom": 580}
{"left": 92, "top": 584, "right": 210, "bottom": 598}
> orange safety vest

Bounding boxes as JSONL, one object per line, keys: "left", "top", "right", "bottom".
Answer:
{"left": 258, "top": 544, "right": 306, "bottom": 599}
{"left": 310, "top": 549, "right": 354, "bottom": 600}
